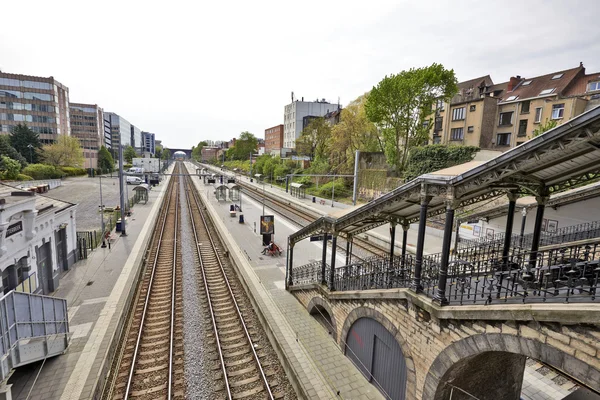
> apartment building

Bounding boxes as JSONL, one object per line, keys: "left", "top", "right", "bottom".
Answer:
{"left": 69, "top": 103, "right": 105, "bottom": 169}
{"left": 142, "top": 132, "right": 156, "bottom": 155}
{"left": 493, "top": 64, "right": 589, "bottom": 149}
{"left": 0, "top": 72, "right": 71, "bottom": 143}
{"left": 431, "top": 76, "right": 506, "bottom": 148}
{"left": 283, "top": 98, "right": 337, "bottom": 148}
{"left": 265, "top": 124, "right": 284, "bottom": 155}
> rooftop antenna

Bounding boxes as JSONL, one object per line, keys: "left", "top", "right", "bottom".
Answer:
{"left": 291, "top": 91, "right": 294, "bottom": 102}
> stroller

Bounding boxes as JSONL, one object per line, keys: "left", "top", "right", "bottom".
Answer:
{"left": 261, "top": 242, "right": 282, "bottom": 256}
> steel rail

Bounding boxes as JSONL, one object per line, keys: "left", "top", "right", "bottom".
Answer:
{"left": 123, "top": 164, "right": 179, "bottom": 399}
{"left": 184, "top": 170, "right": 274, "bottom": 400}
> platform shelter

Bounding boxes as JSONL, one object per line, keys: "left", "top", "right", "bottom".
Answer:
{"left": 133, "top": 183, "right": 150, "bottom": 204}
{"left": 214, "top": 184, "right": 227, "bottom": 201}
{"left": 227, "top": 183, "right": 240, "bottom": 201}
{"left": 290, "top": 182, "right": 306, "bottom": 199}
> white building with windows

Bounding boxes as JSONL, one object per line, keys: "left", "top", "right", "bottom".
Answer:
{"left": 283, "top": 98, "right": 338, "bottom": 149}
{"left": 0, "top": 184, "right": 77, "bottom": 295}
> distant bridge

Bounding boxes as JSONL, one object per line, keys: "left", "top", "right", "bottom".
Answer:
{"left": 165, "top": 148, "right": 192, "bottom": 158}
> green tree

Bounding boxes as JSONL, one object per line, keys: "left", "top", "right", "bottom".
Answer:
{"left": 0, "top": 135, "right": 27, "bottom": 168}
{"left": 154, "top": 145, "right": 163, "bottom": 159}
{"left": 228, "top": 132, "right": 258, "bottom": 161}
{"left": 365, "top": 63, "right": 458, "bottom": 175}
{"left": 124, "top": 145, "right": 138, "bottom": 163}
{"left": 161, "top": 148, "right": 171, "bottom": 160}
{"left": 0, "top": 156, "right": 21, "bottom": 180}
{"left": 9, "top": 124, "right": 42, "bottom": 164}
{"left": 296, "top": 117, "right": 332, "bottom": 161}
{"left": 41, "top": 135, "right": 85, "bottom": 167}
{"left": 330, "top": 94, "right": 381, "bottom": 173}
{"left": 404, "top": 145, "right": 479, "bottom": 181}
{"left": 191, "top": 141, "right": 208, "bottom": 161}
{"left": 532, "top": 119, "right": 558, "bottom": 137}
{"left": 98, "top": 146, "right": 115, "bottom": 173}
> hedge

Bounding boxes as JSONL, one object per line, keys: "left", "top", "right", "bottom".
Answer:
{"left": 22, "top": 164, "right": 62, "bottom": 180}
{"left": 60, "top": 166, "right": 87, "bottom": 176}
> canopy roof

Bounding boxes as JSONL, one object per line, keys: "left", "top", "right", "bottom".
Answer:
{"left": 290, "top": 182, "right": 305, "bottom": 188}
{"left": 290, "top": 106, "right": 600, "bottom": 244}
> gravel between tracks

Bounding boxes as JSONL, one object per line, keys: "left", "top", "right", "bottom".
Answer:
{"left": 179, "top": 177, "right": 213, "bottom": 398}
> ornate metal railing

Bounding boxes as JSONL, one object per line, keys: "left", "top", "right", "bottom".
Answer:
{"left": 291, "top": 239, "right": 600, "bottom": 305}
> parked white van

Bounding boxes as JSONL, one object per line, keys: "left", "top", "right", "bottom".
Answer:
{"left": 126, "top": 176, "right": 143, "bottom": 185}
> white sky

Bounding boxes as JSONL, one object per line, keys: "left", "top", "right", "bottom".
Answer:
{"left": 1, "top": 0, "right": 599, "bottom": 149}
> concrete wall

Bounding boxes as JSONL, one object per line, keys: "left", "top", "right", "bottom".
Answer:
{"left": 291, "top": 286, "right": 600, "bottom": 399}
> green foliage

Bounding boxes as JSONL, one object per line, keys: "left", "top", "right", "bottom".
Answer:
{"left": 191, "top": 141, "right": 208, "bottom": 161}
{"left": 17, "top": 174, "right": 33, "bottom": 181}
{"left": 532, "top": 119, "right": 558, "bottom": 137}
{"left": 124, "top": 163, "right": 133, "bottom": 169}
{"left": 0, "top": 135, "right": 27, "bottom": 168}
{"left": 404, "top": 145, "right": 479, "bottom": 181}
{"left": 161, "top": 148, "right": 171, "bottom": 160}
{"left": 10, "top": 124, "right": 42, "bottom": 164}
{"left": 98, "top": 146, "right": 115, "bottom": 173}
{"left": 123, "top": 145, "right": 138, "bottom": 163}
{"left": 154, "top": 146, "right": 163, "bottom": 160}
{"left": 296, "top": 118, "right": 332, "bottom": 161}
{"left": 365, "top": 63, "right": 458, "bottom": 174}
{"left": 60, "top": 166, "right": 87, "bottom": 176}
{"left": 0, "top": 156, "right": 21, "bottom": 180}
{"left": 315, "top": 178, "right": 351, "bottom": 198}
{"left": 228, "top": 132, "right": 258, "bottom": 161}
{"left": 22, "top": 164, "right": 62, "bottom": 179}
{"left": 223, "top": 160, "right": 252, "bottom": 173}
{"left": 42, "top": 135, "right": 85, "bottom": 167}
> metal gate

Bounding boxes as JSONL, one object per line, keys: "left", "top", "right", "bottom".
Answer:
{"left": 345, "top": 317, "right": 407, "bottom": 400}
{"left": 36, "top": 241, "right": 53, "bottom": 295}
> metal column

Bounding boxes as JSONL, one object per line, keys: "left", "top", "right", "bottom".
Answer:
{"left": 411, "top": 195, "right": 431, "bottom": 293}
{"left": 345, "top": 236, "right": 352, "bottom": 266}
{"left": 528, "top": 195, "right": 548, "bottom": 271}
{"left": 287, "top": 244, "right": 294, "bottom": 288}
{"left": 502, "top": 192, "right": 518, "bottom": 268}
{"left": 321, "top": 234, "right": 328, "bottom": 285}
{"left": 389, "top": 223, "right": 396, "bottom": 268}
{"left": 434, "top": 203, "right": 455, "bottom": 305}
{"left": 352, "top": 150, "right": 359, "bottom": 206}
{"left": 329, "top": 235, "right": 337, "bottom": 291}
{"left": 519, "top": 207, "right": 527, "bottom": 248}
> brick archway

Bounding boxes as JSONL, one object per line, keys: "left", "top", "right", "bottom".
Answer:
{"left": 340, "top": 306, "right": 417, "bottom": 400}
{"left": 306, "top": 296, "right": 338, "bottom": 341}
{"left": 423, "top": 333, "right": 600, "bottom": 400}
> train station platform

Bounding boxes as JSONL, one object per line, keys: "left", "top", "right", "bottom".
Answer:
{"left": 8, "top": 169, "right": 173, "bottom": 400}
{"left": 186, "top": 162, "right": 384, "bottom": 400}
{"left": 197, "top": 163, "right": 445, "bottom": 256}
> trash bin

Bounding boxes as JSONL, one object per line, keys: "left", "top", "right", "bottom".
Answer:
{"left": 116, "top": 219, "right": 122, "bottom": 232}
{"left": 312, "top": 196, "right": 316, "bottom": 203}
{"left": 239, "top": 214, "right": 244, "bottom": 223}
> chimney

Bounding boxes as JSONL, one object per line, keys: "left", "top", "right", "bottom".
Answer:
{"left": 507, "top": 76, "right": 521, "bottom": 92}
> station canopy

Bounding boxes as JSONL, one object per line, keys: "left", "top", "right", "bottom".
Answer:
{"left": 290, "top": 106, "right": 600, "bottom": 244}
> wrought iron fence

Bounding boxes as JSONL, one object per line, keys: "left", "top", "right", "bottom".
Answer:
{"left": 291, "top": 239, "right": 600, "bottom": 305}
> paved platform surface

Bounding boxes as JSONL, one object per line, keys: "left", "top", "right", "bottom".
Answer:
{"left": 8, "top": 169, "right": 172, "bottom": 400}
{"left": 188, "top": 162, "right": 384, "bottom": 400}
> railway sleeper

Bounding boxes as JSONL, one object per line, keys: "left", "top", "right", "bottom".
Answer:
{"left": 219, "top": 333, "right": 246, "bottom": 343}
{"left": 134, "top": 363, "right": 168, "bottom": 375}
{"left": 232, "top": 386, "right": 264, "bottom": 399}
{"left": 227, "top": 366, "right": 257, "bottom": 378}
{"left": 229, "top": 375, "right": 260, "bottom": 388}
{"left": 225, "top": 355, "right": 255, "bottom": 367}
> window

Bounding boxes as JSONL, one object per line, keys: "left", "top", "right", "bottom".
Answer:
{"left": 497, "top": 133, "right": 511, "bottom": 146}
{"left": 452, "top": 107, "right": 465, "bottom": 120}
{"left": 534, "top": 107, "right": 543, "bottom": 123}
{"left": 436, "top": 99, "right": 445, "bottom": 111}
{"left": 469, "top": 105, "right": 476, "bottom": 112}
{"left": 521, "top": 100, "right": 531, "bottom": 114}
{"left": 539, "top": 88, "right": 555, "bottom": 95}
{"left": 505, "top": 95, "right": 518, "bottom": 101}
{"left": 499, "top": 111, "right": 513, "bottom": 126}
{"left": 551, "top": 73, "right": 564, "bottom": 80}
{"left": 518, "top": 120, "right": 528, "bottom": 137}
{"left": 522, "top": 80, "right": 532, "bottom": 86}
{"left": 467, "top": 126, "right": 474, "bottom": 133}
{"left": 433, "top": 136, "right": 441, "bottom": 144}
{"left": 422, "top": 120, "right": 430, "bottom": 129}
{"left": 552, "top": 103, "right": 565, "bottom": 119}
{"left": 450, "top": 127, "right": 464, "bottom": 140}
{"left": 434, "top": 117, "right": 443, "bottom": 132}
{"left": 588, "top": 81, "right": 600, "bottom": 92}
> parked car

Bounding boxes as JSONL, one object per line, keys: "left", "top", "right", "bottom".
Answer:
{"left": 126, "top": 176, "right": 143, "bottom": 185}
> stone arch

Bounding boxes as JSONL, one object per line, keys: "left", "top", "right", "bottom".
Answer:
{"left": 306, "top": 296, "right": 337, "bottom": 341}
{"left": 423, "top": 333, "right": 600, "bottom": 400}
{"left": 340, "top": 306, "right": 417, "bottom": 400}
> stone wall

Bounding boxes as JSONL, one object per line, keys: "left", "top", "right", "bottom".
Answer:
{"left": 291, "top": 286, "right": 600, "bottom": 399}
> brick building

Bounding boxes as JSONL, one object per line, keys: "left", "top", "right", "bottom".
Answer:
{"left": 264, "top": 124, "right": 283, "bottom": 155}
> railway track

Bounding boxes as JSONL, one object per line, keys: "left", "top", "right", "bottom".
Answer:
{"left": 107, "top": 164, "right": 185, "bottom": 400}
{"left": 183, "top": 166, "right": 286, "bottom": 399}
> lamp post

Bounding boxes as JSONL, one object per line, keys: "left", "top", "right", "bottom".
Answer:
{"left": 99, "top": 168, "right": 106, "bottom": 248}
{"left": 262, "top": 180, "right": 265, "bottom": 216}
{"left": 519, "top": 207, "right": 527, "bottom": 248}
{"left": 27, "top": 144, "right": 34, "bottom": 163}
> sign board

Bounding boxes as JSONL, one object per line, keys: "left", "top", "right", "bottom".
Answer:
{"left": 291, "top": 156, "right": 311, "bottom": 161}
{"left": 260, "top": 215, "right": 275, "bottom": 235}
{"left": 6, "top": 221, "right": 23, "bottom": 238}
{"left": 227, "top": 178, "right": 235, "bottom": 183}
{"left": 310, "top": 234, "right": 333, "bottom": 242}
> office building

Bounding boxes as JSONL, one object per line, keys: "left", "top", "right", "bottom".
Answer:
{"left": 0, "top": 71, "right": 71, "bottom": 143}
{"left": 104, "top": 112, "right": 132, "bottom": 147}
{"left": 131, "top": 125, "right": 142, "bottom": 152}
{"left": 142, "top": 132, "right": 156, "bottom": 155}
{"left": 283, "top": 98, "right": 337, "bottom": 148}
{"left": 69, "top": 103, "right": 104, "bottom": 169}
{"left": 265, "top": 124, "right": 284, "bottom": 155}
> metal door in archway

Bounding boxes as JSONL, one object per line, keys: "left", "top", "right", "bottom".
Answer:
{"left": 345, "top": 317, "right": 407, "bottom": 400}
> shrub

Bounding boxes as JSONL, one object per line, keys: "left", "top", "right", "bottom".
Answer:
{"left": 316, "top": 179, "right": 351, "bottom": 198}
{"left": 124, "top": 163, "right": 133, "bottom": 169}
{"left": 60, "top": 166, "right": 87, "bottom": 176}
{"left": 404, "top": 145, "right": 479, "bottom": 181}
{"left": 22, "top": 164, "right": 62, "bottom": 180}
{"left": 17, "top": 174, "right": 33, "bottom": 181}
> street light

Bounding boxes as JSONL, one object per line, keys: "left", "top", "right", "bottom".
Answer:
{"left": 27, "top": 144, "right": 33, "bottom": 163}
{"left": 99, "top": 168, "right": 106, "bottom": 248}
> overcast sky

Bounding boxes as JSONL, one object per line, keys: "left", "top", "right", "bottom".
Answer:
{"left": 1, "top": 0, "right": 599, "bottom": 149}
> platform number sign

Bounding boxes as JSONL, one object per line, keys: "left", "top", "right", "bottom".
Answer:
{"left": 6, "top": 221, "right": 23, "bottom": 238}
{"left": 260, "top": 215, "right": 275, "bottom": 235}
